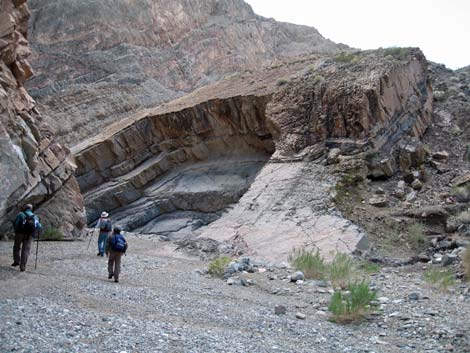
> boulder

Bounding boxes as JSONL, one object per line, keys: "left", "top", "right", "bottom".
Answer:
{"left": 369, "top": 196, "right": 388, "bottom": 208}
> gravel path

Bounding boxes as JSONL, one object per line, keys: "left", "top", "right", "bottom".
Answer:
{"left": 1, "top": 237, "right": 469, "bottom": 353}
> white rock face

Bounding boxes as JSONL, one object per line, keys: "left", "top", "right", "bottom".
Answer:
{"left": 197, "top": 161, "right": 368, "bottom": 261}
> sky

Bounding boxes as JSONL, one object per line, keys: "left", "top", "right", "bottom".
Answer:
{"left": 245, "top": 0, "right": 470, "bottom": 70}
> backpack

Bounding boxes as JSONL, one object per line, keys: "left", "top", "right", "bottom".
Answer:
{"left": 112, "top": 234, "right": 127, "bottom": 252}
{"left": 14, "top": 212, "right": 36, "bottom": 235}
{"left": 99, "top": 219, "right": 112, "bottom": 232}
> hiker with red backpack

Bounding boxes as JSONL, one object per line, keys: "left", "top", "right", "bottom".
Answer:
{"left": 105, "top": 226, "right": 127, "bottom": 283}
{"left": 12, "top": 204, "right": 42, "bottom": 272}
{"left": 95, "top": 211, "right": 112, "bottom": 257}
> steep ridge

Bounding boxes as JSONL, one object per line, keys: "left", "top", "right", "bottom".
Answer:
{"left": 0, "top": 0, "right": 85, "bottom": 237}
{"left": 26, "top": 0, "right": 346, "bottom": 146}
{"left": 74, "top": 49, "right": 432, "bottom": 259}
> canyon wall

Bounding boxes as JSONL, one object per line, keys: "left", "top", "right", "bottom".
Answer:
{"left": 26, "top": 0, "right": 347, "bottom": 146}
{"left": 0, "top": 0, "right": 85, "bottom": 237}
{"left": 74, "top": 49, "right": 432, "bottom": 259}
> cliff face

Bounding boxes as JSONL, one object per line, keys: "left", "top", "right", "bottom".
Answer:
{"left": 0, "top": 0, "right": 85, "bottom": 237}
{"left": 26, "top": 0, "right": 346, "bottom": 146}
{"left": 73, "top": 49, "right": 432, "bottom": 259}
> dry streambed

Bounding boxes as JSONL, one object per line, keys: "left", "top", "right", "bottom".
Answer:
{"left": 0, "top": 238, "right": 469, "bottom": 353}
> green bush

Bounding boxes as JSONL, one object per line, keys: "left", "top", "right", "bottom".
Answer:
{"left": 288, "top": 248, "right": 326, "bottom": 279}
{"left": 383, "top": 47, "right": 408, "bottom": 60}
{"left": 328, "top": 281, "right": 377, "bottom": 323}
{"left": 42, "top": 227, "right": 64, "bottom": 241}
{"left": 329, "top": 253, "right": 357, "bottom": 289}
{"left": 276, "top": 78, "right": 288, "bottom": 86}
{"left": 424, "top": 267, "right": 455, "bottom": 291}
{"left": 334, "top": 52, "right": 359, "bottom": 64}
{"left": 407, "top": 223, "right": 427, "bottom": 253}
{"left": 208, "top": 256, "right": 232, "bottom": 277}
{"left": 357, "top": 261, "right": 380, "bottom": 275}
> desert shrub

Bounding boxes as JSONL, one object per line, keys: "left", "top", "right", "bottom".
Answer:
{"left": 383, "top": 47, "right": 408, "bottom": 60}
{"left": 329, "top": 253, "right": 358, "bottom": 289}
{"left": 424, "top": 267, "right": 455, "bottom": 291}
{"left": 357, "top": 261, "right": 380, "bottom": 275}
{"left": 451, "top": 187, "right": 470, "bottom": 203}
{"left": 334, "top": 52, "right": 359, "bottom": 64}
{"left": 208, "top": 256, "right": 232, "bottom": 277}
{"left": 276, "top": 78, "right": 288, "bottom": 86}
{"left": 455, "top": 211, "right": 470, "bottom": 224}
{"left": 462, "top": 248, "right": 470, "bottom": 282}
{"left": 42, "top": 227, "right": 64, "bottom": 241}
{"left": 328, "top": 281, "right": 377, "bottom": 323}
{"left": 407, "top": 223, "right": 427, "bottom": 253}
{"left": 288, "top": 248, "right": 326, "bottom": 279}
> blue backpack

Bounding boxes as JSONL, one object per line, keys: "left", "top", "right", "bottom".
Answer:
{"left": 112, "top": 233, "right": 127, "bottom": 252}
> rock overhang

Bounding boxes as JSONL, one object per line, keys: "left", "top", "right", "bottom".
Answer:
{"left": 72, "top": 48, "right": 432, "bottom": 260}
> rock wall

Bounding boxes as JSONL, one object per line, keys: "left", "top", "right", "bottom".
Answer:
{"left": 74, "top": 49, "right": 432, "bottom": 259}
{"left": 26, "top": 0, "right": 347, "bottom": 146}
{"left": 0, "top": 0, "right": 85, "bottom": 237}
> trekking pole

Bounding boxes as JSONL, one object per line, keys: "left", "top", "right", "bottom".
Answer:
{"left": 34, "top": 230, "right": 40, "bottom": 270}
{"left": 87, "top": 229, "right": 94, "bottom": 251}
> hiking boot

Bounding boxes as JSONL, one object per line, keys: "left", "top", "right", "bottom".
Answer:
{"left": 108, "top": 274, "right": 113, "bottom": 279}
{"left": 100, "top": 254, "right": 104, "bottom": 257}
{"left": 11, "top": 262, "right": 19, "bottom": 267}
{"left": 20, "top": 266, "right": 25, "bottom": 272}
{"left": 97, "top": 252, "right": 101, "bottom": 256}
{"left": 114, "top": 278, "right": 119, "bottom": 283}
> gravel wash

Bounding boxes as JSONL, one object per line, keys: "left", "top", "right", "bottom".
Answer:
{"left": 1, "top": 238, "right": 469, "bottom": 353}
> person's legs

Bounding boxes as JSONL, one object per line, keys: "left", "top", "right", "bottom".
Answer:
{"left": 20, "top": 235, "right": 32, "bottom": 271}
{"left": 108, "top": 252, "right": 115, "bottom": 279}
{"left": 98, "top": 233, "right": 106, "bottom": 256}
{"left": 114, "top": 253, "right": 122, "bottom": 282}
{"left": 12, "top": 233, "right": 22, "bottom": 266}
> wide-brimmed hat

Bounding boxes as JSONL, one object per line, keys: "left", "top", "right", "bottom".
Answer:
{"left": 101, "top": 211, "right": 109, "bottom": 218}
{"left": 24, "top": 204, "right": 33, "bottom": 210}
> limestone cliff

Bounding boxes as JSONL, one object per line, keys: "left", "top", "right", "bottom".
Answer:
{"left": 0, "top": 0, "right": 85, "bottom": 237}
{"left": 26, "top": 0, "right": 346, "bottom": 146}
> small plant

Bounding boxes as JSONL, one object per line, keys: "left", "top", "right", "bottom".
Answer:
{"left": 358, "top": 261, "right": 380, "bottom": 275}
{"left": 424, "top": 267, "right": 455, "bottom": 291}
{"left": 455, "top": 210, "right": 470, "bottom": 224}
{"left": 328, "top": 281, "right": 377, "bottom": 323}
{"left": 276, "top": 78, "right": 288, "bottom": 86}
{"left": 334, "top": 52, "right": 359, "bottom": 64}
{"left": 406, "top": 223, "right": 427, "bottom": 253}
{"left": 208, "top": 256, "right": 232, "bottom": 277}
{"left": 328, "top": 253, "right": 357, "bottom": 289}
{"left": 288, "top": 247, "right": 326, "bottom": 279}
{"left": 383, "top": 47, "right": 408, "bottom": 60}
{"left": 462, "top": 248, "right": 470, "bottom": 282}
{"left": 41, "top": 227, "right": 64, "bottom": 241}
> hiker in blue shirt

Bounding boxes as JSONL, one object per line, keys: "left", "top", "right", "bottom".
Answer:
{"left": 12, "top": 204, "right": 42, "bottom": 271}
{"left": 95, "top": 211, "right": 112, "bottom": 257}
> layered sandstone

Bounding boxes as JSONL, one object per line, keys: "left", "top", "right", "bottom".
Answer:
{"left": 74, "top": 48, "right": 432, "bottom": 259}
{"left": 26, "top": 0, "right": 346, "bottom": 146}
{"left": 0, "top": 0, "right": 85, "bottom": 237}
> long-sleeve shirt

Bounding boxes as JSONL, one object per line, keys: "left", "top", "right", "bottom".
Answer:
{"left": 95, "top": 217, "right": 112, "bottom": 235}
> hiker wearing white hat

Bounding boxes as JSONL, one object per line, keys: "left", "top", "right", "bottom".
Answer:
{"left": 95, "top": 211, "right": 112, "bottom": 256}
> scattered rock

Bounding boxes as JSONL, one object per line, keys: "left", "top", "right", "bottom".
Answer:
{"left": 432, "top": 151, "right": 449, "bottom": 162}
{"left": 274, "top": 305, "right": 287, "bottom": 315}
{"left": 290, "top": 271, "right": 305, "bottom": 282}
{"left": 441, "top": 254, "right": 458, "bottom": 267}
{"left": 411, "top": 179, "right": 423, "bottom": 191}
{"left": 369, "top": 196, "right": 388, "bottom": 208}
{"left": 295, "top": 312, "right": 306, "bottom": 320}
